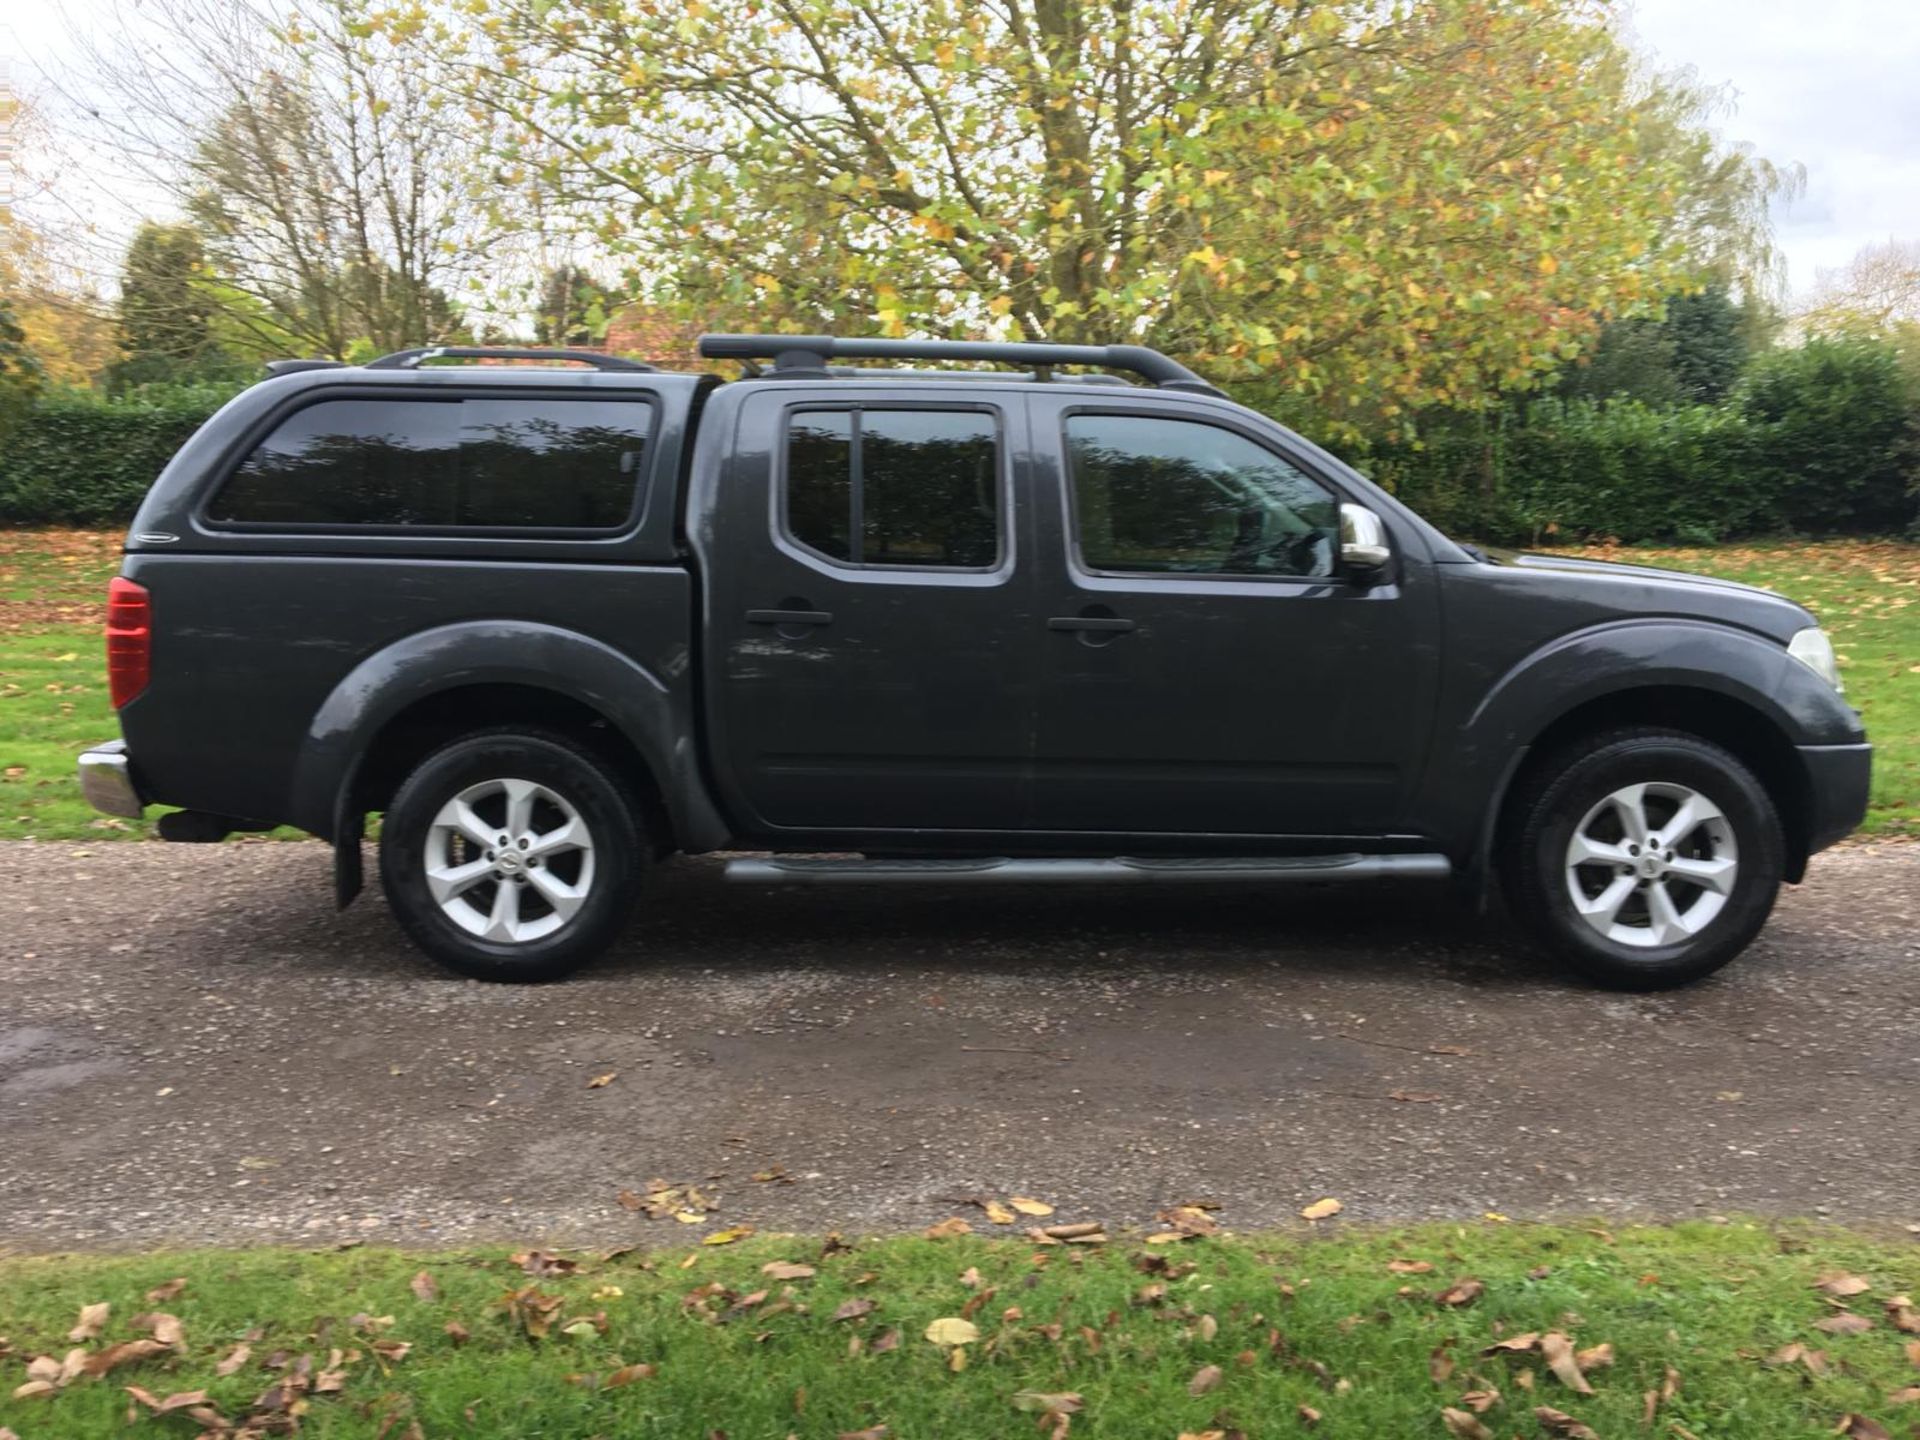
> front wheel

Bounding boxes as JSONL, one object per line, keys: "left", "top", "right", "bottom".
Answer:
{"left": 379, "top": 729, "right": 643, "bottom": 981}
{"left": 1502, "top": 728, "right": 1785, "bottom": 989}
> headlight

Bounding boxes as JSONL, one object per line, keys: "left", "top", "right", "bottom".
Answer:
{"left": 1788, "top": 626, "right": 1843, "bottom": 693}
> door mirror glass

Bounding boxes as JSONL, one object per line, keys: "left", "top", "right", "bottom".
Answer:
{"left": 1339, "top": 503, "right": 1392, "bottom": 574}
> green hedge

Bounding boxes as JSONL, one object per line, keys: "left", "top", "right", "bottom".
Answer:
{"left": 1356, "top": 337, "right": 1919, "bottom": 545}
{"left": 0, "top": 386, "right": 233, "bottom": 526}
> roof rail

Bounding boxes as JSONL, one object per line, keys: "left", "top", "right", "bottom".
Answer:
{"left": 697, "top": 334, "right": 1224, "bottom": 397}
{"left": 364, "top": 346, "right": 659, "bottom": 372}
{"left": 264, "top": 359, "right": 350, "bottom": 377}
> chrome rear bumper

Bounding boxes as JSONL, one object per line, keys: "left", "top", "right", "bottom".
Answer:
{"left": 78, "top": 739, "right": 145, "bottom": 820}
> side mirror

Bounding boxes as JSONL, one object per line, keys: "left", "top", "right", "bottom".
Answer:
{"left": 1339, "top": 502, "right": 1392, "bottom": 575}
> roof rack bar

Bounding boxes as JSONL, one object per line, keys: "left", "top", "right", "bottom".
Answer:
{"left": 697, "top": 333, "right": 1224, "bottom": 396}
{"left": 365, "top": 346, "right": 658, "bottom": 372}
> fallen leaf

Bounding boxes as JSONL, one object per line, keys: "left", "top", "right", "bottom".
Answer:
{"left": 372, "top": 1339, "right": 412, "bottom": 1363}
{"left": 1907, "top": 1341, "right": 1920, "bottom": 1368}
{"left": 604, "top": 1363, "right": 655, "bottom": 1388}
{"left": 587, "top": 1072, "right": 617, "bottom": 1088}
{"left": 1441, "top": 1406, "right": 1495, "bottom": 1439}
{"left": 1429, "top": 1342, "right": 1457, "bottom": 1384}
{"left": 1888, "top": 1388, "right": 1920, "bottom": 1405}
{"left": 1012, "top": 1391, "right": 1084, "bottom": 1414}
{"left": 1541, "top": 1333, "right": 1593, "bottom": 1394}
{"left": 1886, "top": 1297, "right": 1920, "bottom": 1334}
{"left": 125, "top": 1386, "right": 209, "bottom": 1414}
{"left": 214, "top": 1344, "right": 252, "bottom": 1377}
{"left": 1299, "top": 1403, "right": 1323, "bottom": 1426}
{"left": 1817, "top": 1274, "right": 1873, "bottom": 1298}
{"left": 131, "top": 1312, "right": 185, "bottom": 1352}
{"left": 410, "top": 1271, "right": 440, "bottom": 1303}
{"left": 1534, "top": 1405, "right": 1601, "bottom": 1439}
{"left": 68, "top": 1303, "right": 110, "bottom": 1341}
{"left": 1460, "top": 1387, "right": 1501, "bottom": 1413}
{"left": 1390, "top": 1090, "right": 1443, "bottom": 1103}
{"left": 1574, "top": 1342, "right": 1615, "bottom": 1373}
{"left": 1833, "top": 1416, "right": 1893, "bottom": 1440}
{"left": 1483, "top": 1333, "right": 1542, "bottom": 1356}
{"left": 959, "top": 1267, "right": 984, "bottom": 1290}
{"left": 762, "top": 1262, "right": 817, "bottom": 1281}
{"left": 704, "top": 1226, "right": 755, "bottom": 1246}
{"left": 924, "top": 1317, "right": 979, "bottom": 1347}
{"left": 1437, "top": 1279, "right": 1485, "bottom": 1307}
{"left": 1195, "top": 1314, "right": 1218, "bottom": 1342}
{"left": 144, "top": 1279, "right": 187, "bottom": 1303}
{"left": 870, "top": 1327, "right": 901, "bottom": 1354}
{"left": 616, "top": 1189, "right": 644, "bottom": 1211}
{"left": 983, "top": 1200, "right": 1016, "bottom": 1226}
{"left": 1037, "top": 1222, "right": 1104, "bottom": 1241}
{"left": 1816, "top": 1313, "right": 1875, "bottom": 1336}
{"left": 444, "top": 1321, "right": 471, "bottom": 1345}
{"left": 1388, "top": 1259, "right": 1435, "bottom": 1275}
{"left": 1768, "top": 1342, "right": 1831, "bottom": 1376}
{"left": 81, "top": 1340, "right": 171, "bottom": 1377}
{"left": 11, "top": 1381, "right": 56, "bottom": 1402}
{"left": 923, "top": 1217, "right": 972, "bottom": 1240}
{"left": 1300, "top": 1198, "right": 1343, "bottom": 1221}
{"left": 1009, "top": 1197, "right": 1054, "bottom": 1217}
{"left": 839, "top": 1427, "right": 889, "bottom": 1440}
{"left": 1188, "top": 1363, "right": 1223, "bottom": 1396}
{"left": 832, "top": 1299, "right": 877, "bottom": 1323}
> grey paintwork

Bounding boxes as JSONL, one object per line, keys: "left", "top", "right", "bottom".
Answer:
{"left": 108, "top": 361, "right": 1869, "bottom": 898}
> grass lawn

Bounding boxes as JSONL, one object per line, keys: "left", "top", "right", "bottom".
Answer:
{"left": 4, "top": 1223, "right": 1919, "bottom": 1438}
{"left": 0, "top": 530, "right": 1915, "bottom": 841}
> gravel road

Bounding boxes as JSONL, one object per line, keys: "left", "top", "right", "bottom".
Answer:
{"left": 2, "top": 840, "right": 1916, "bottom": 1250}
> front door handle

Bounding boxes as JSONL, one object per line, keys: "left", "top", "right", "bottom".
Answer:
{"left": 1047, "top": 615, "right": 1136, "bottom": 633}
{"left": 747, "top": 608, "right": 834, "bottom": 627}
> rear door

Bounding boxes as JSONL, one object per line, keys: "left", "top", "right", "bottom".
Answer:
{"left": 1025, "top": 395, "right": 1439, "bottom": 838}
{"left": 701, "top": 385, "right": 1039, "bottom": 836}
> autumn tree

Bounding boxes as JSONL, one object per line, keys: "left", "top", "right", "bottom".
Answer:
{"left": 423, "top": 0, "right": 1775, "bottom": 429}
{"left": 1802, "top": 239, "right": 1920, "bottom": 339}
{"left": 67, "top": 0, "right": 501, "bottom": 359}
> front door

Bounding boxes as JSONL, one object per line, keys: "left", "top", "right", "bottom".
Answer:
{"left": 704, "top": 388, "right": 1037, "bottom": 836}
{"left": 1026, "top": 398, "right": 1438, "bottom": 838}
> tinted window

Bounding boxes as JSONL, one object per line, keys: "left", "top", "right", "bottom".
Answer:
{"left": 211, "top": 396, "right": 650, "bottom": 529}
{"left": 786, "top": 408, "right": 1000, "bottom": 568}
{"left": 1066, "top": 414, "right": 1339, "bottom": 577}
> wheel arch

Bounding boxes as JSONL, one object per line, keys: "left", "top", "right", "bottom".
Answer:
{"left": 287, "top": 620, "right": 731, "bottom": 905}
{"left": 1486, "top": 685, "right": 1813, "bottom": 891}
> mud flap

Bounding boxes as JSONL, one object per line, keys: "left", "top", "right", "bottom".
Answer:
{"left": 334, "top": 807, "right": 365, "bottom": 910}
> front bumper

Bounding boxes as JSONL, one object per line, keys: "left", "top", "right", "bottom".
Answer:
{"left": 1800, "top": 742, "right": 1872, "bottom": 854}
{"left": 78, "top": 738, "right": 145, "bottom": 820}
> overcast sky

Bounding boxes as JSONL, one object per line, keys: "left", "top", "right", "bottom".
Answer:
{"left": 4, "top": 0, "right": 1915, "bottom": 300}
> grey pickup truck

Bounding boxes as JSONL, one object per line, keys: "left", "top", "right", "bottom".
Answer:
{"left": 78, "top": 335, "right": 1870, "bottom": 987}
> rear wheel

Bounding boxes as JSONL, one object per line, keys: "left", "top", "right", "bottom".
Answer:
{"left": 1502, "top": 728, "right": 1784, "bottom": 989}
{"left": 379, "top": 729, "right": 643, "bottom": 981}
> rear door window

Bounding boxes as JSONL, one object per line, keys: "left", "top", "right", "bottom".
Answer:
{"left": 209, "top": 396, "right": 652, "bottom": 530}
{"left": 784, "top": 407, "right": 1001, "bottom": 569}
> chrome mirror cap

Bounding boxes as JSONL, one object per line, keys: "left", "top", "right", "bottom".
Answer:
{"left": 1339, "top": 502, "right": 1392, "bottom": 572}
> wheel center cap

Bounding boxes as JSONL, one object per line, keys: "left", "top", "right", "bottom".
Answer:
{"left": 1640, "top": 855, "right": 1664, "bottom": 878}
{"left": 497, "top": 852, "right": 521, "bottom": 873}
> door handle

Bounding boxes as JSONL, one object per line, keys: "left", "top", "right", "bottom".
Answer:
{"left": 1047, "top": 615, "right": 1136, "bottom": 633}
{"left": 747, "top": 608, "right": 834, "bottom": 627}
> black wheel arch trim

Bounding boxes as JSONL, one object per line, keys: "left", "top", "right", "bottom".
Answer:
{"left": 1439, "top": 619, "right": 1863, "bottom": 897}
{"left": 288, "top": 620, "right": 731, "bottom": 905}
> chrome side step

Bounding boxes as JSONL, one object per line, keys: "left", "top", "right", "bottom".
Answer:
{"left": 723, "top": 853, "right": 1451, "bottom": 886}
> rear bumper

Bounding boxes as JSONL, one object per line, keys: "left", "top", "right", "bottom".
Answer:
{"left": 1800, "top": 742, "right": 1872, "bottom": 854}
{"left": 78, "top": 738, "right": 145, "bottom": 821}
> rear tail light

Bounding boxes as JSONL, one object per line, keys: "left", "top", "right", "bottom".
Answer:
{"left": 106, "top": 576, "right": 151, "bottom": 709}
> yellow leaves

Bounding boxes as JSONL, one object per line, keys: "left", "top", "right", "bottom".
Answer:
{"left": 751, "top": 273, "right": 782, "bottom": 295}
{"left": 702, "top": 1225, "right": 754, "bottom": 1246}
{"left": 1300, "top": 1198, "right": 1343, "bottom": 1221}
{"left": 1047, "top": 196, "right": 1075, "bottom": 221}
{"left": 586, "top": 1072, "right": 617, "bottom": 1088}
{"left": 924, "top": 1217, "right": 972, "bottom": 1239}
{"left": 1009, "top": 1197, "right": 1053, "bottom": 1217}
{"left": 983, "top": 1200, "right": 1016, "bottom": 1225}
{"left": 924, "top": 1317, "right": 979, "bottom": 1347}
{"left": 911, "top": 213, "right": 956, "bottom": 242}
{"left": 987, "top": 295, "right": 1014, "bottom": 317}
{"left": 1538, "top": 254, "right": 1560, "bottom": 276}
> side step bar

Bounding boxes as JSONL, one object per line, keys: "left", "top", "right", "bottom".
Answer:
{"left": 724, "top": 853, "right": 1451, "bottom": 886}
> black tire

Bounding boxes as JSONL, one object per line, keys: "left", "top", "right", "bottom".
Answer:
{"left": 1501, "top": 727, "right": 1784, "bottom": 989}
{"left": 378, "top": 728, "right": 643, "bottom": 981}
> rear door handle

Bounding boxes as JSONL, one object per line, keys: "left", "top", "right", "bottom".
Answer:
{"left": 746, "top": 608, "right": 834, "bottom": 626}
{"left": 1047, "top": 615, "right": 1136, "bottom": 633}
